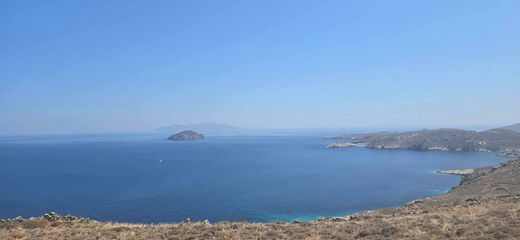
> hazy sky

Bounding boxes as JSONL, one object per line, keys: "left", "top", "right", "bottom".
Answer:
{"left": 1, "top": 0, "right": 519, "bottom": 135}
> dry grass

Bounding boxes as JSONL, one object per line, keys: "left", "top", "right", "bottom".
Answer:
{"left": 2, "top": 197, "right": 520, "bottom": 239}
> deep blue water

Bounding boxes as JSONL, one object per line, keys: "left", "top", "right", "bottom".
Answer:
{"left": 0, "top": 134, "right": 504, "bottom": 223}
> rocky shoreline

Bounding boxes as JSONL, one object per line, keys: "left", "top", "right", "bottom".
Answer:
{"left": 435, "top": 168, "right": 475, "bottom": 175}
{"left": 326, "top": 142, "right": 360, "bottom": 148}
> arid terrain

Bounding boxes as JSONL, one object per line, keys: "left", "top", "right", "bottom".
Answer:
{"left": 2, "top": 0, "right": 519, "bottom": 238}
{"left": 2, "top": 158, "right": 520, "bottom": 239}
{"left": 329, "top": 128, "right": 520, "bottom": 157}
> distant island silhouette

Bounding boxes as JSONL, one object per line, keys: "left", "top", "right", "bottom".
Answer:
{"left": 167, "top": 130, "right": 204, "bottom": 141}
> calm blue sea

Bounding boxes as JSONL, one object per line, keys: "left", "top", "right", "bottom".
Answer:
{"left": 0, "top": 134, "right": 504, "bottom": 223}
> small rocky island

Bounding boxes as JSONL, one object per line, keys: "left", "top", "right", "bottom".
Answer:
{"left": 167, "top": 130, "right": 204, "bottom": 141}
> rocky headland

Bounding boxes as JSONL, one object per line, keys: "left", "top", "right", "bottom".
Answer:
{"left": 435, "top": 168, "right": 475, "bottom": 175}
{"left": 326, "top": 142, "right": 359, "bottom": 148}
{"left": 167, "top": 130, "right": 204, "bottom": 141}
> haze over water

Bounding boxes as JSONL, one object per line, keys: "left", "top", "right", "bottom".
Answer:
{"left": 0, "top": 134, "right": 504, "bottom": 223}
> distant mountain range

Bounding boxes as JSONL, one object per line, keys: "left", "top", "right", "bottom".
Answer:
{"left": 154, "top": 122, "right": 241, "bottom": 136}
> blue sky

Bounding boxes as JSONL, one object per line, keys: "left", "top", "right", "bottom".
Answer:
{"left": 1, "top": 0, "right": 519, "bottom": 134}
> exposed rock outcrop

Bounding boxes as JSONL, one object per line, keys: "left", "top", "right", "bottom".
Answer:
{"left": 326, "top": 142, "right": 359, "bottom": 148}
{"left": 1, "top": 212, "right": 91, "bottom": 224}
{"left": 435, "top": 169, "right": 474, "bottom": 175}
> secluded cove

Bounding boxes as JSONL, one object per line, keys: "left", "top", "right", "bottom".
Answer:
{"left": 0, "top": 134, "right": 504, "bottom": 223}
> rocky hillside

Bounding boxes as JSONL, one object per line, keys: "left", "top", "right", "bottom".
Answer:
{"left": 498, "top": 122, "right": 520, "bottom": 132}
{"left": 2, "top": 159, "right": 520, "bottom": 239}
{"left": 331, "top": 128, "right": 520, "bottom": 157}
{"left": 426, "top": 158, "right": 520, "bottom": 205}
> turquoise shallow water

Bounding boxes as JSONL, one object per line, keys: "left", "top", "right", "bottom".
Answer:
{"left": 0, "top": 134, "right": 504, "bottom": 223}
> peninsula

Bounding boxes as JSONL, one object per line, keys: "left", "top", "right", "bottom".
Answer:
{"left": 327, "top": 127, "right": 520, "bottom": 157}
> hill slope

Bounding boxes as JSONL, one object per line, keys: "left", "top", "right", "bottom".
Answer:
{"left": 498, "top": 122, "right": 520, "bottom": 132}
{"left": 331, "top": 128, "right": 520, "bottom": 157}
